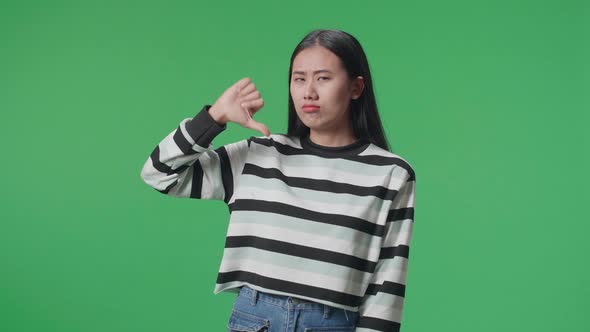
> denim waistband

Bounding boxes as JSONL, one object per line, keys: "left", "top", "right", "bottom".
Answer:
{"left": 238, "top": 285, "right": 354, "bottom": 321}
{"left": 239, "top": 285, "right": 323, "bottom": 308}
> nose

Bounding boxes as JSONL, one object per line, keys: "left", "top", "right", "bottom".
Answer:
{"left": 304, "top": 81, "right": 317, "bottom": 100}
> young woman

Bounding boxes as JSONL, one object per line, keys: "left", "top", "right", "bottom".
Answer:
{"left": 140, "top": 29, "right": 416, "bottom": 332}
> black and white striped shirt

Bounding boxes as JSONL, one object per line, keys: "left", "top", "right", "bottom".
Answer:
{"left": 140, "top": 104, "right": 416, "bottom": 332}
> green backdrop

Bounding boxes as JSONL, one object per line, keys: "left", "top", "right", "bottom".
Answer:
{"left": 1, "top": 0, "right": 588, "bottom": 331}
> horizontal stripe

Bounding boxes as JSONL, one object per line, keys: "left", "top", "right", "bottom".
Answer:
{"left": 357, "top": 316, "right": 401, "bottom": 332}
{"left": 242, "top": 163, "right": 398, "bottom": 200}
{"left": 250, "top": 136, "right": 416, "bottom": 180}
{"left": 218, "top": 251, "right": 367, "bottom": 295}
{"left": 220, "top": 247, "right": 372, "bottom": 286}
{"left": 248, "top": 146, "right": 408, "bottom": 189}
{"left": 216, "top": 270, "right": 363, "bottom": 308}
{"left": 224, "top": 235, "right": 377, "bottom": 272}
{"left": 252, "top": 138, "right": 414, "bottom": 180}
{"left": 236, "top": 174, "right": 384, "bottom": 208}
{"left": 388, "top": 207, "right": 414, "bottom": 222}
{"left": 365, "top": 280, "right": 405, "bottom": 298}
{"left": 234, "top": 177, "right": 387, "bottom": 223}
{"left": 229, "top": 210, "right": 377, "bottom": 248}
{"left": 379, "top": 245, "right": 410, "bottom": 260}
{"left": 226, "top": 222, "right": 380, "bottom": 260}
{"left": 228, "top": 199, "right": 385, "bottom": 237}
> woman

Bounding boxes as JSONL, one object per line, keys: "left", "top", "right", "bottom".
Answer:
{"left": 140, "top": 29, "right": 416, "bottom": 332}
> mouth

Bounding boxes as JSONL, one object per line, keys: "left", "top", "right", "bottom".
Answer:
{"left": 302, "top": 106, "right": 320, "bottom": 113}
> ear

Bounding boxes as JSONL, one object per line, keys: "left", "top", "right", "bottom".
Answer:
{"left": 351, "top": 76, "right": 365, "bottom": 100}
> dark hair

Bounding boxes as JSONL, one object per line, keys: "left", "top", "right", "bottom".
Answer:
{"left": 287, "top": 29, "right": 391, "bottom": 152}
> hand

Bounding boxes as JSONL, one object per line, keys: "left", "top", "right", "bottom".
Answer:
{"left": 208, "top": 77, "right": 271, "bottom": 137}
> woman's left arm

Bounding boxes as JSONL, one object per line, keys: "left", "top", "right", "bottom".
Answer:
{"left": 355, "top": 172, "right": 416, "bottom": 332}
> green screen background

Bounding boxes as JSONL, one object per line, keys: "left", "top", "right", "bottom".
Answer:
{"left": 1, "top": 0, "right": 588, "bottom": 331}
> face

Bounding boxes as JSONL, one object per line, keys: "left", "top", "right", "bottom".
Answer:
{"left": 290, "top": 46, "right": 364, "bottom": 135}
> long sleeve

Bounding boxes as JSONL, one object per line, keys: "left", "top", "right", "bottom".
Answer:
{"left": 140, "top": 104, "right": 251, "bottom": 204}
{"left": 355, "top": 172, "right": 416, "bottom": 332}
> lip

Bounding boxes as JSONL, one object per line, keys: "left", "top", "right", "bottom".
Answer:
{"left": 302, "top": 105, "right": 320, "bottom": 112}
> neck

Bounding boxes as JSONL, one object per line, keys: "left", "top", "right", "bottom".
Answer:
{"left": 308, "top": 126, "right": 357, "bottom": 147}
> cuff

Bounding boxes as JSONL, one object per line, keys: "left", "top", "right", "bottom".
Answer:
{"left": 185, "top": 104, "right": 227, "bottom": 147}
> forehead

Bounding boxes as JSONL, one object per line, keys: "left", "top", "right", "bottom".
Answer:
{"left": 292, "top": 46, "right": 344, "bottom": 73}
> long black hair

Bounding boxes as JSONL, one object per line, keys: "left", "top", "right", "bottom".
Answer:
{"left": 287, "top": 29, "right": 391, "bottom": 152}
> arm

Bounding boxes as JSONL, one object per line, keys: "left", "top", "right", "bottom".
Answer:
{"left": 140, "top": 104, "right": 250, "bottom": 204}
{"left": 355, "top": 172, "right": 416, "bottom": 332}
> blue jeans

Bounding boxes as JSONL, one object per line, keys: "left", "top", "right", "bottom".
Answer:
{"left": 227, "top": 285, "right": 359, "bottom": 332}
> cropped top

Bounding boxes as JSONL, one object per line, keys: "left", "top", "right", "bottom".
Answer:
{"left": 140, "top": 104, "right": 417, "bottom": 332}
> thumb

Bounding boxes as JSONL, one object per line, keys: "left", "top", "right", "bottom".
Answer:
{"left": 246, "top": 119, "right": 271, "bottom": 137}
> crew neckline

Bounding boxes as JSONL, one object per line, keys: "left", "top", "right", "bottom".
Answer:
{"left": 300, "top": 132, "right": 370, "bottom": 157}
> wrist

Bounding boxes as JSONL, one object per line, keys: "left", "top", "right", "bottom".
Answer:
{"left": 208, "top": 105, "right": 227, "bottom": 126}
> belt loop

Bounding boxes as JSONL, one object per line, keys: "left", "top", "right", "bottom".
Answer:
{"left": 323, "top": 305, "right": 332, "bottom": 319}
{"left": 250, "top": 288, "right": 258, "bottom": 306}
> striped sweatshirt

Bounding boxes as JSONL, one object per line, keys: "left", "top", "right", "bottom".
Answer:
{"left": 140, "top": 104, "right": 416, "bottom": 332}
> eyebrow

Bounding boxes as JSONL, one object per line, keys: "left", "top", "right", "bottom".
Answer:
{"left": 292, "top": 69, "right": 333, "bottom": 75}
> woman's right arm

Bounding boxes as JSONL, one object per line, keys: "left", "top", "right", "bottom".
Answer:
{"left": 140, "top": 104, "right": 249, "bottom": 203}
{"left": 139, "top": 77, "right": 269, "bottom": 204}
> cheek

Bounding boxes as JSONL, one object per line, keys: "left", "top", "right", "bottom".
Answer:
{"left": 335, "top": 82, "right": 351, "bottom": 97}
{"left": 290, "top": 87, "right": 301, "bottom": 103}
{"left": 324, "top": 87, "right": 347, "bottom": 104}
{"left": 321, "top": 80, "right": 343, "bottom": 95}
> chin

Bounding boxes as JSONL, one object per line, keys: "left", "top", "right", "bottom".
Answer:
{"left": 303, "top": 123, "right": 323, "bottom": 132}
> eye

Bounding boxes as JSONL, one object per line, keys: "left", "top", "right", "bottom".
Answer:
{"left": 293, "top": 77, "right": 329, "bottom": 82}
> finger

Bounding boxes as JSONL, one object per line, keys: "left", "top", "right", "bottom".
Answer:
{"left": 240, "top": 99, "right": 264, "bottom": 114}
{"left": 234, "top": 77, "right": 252, "bottom": 94}
{"left": 247, "top": 119, "right": 271, "bottom": 137}
{"left": 242, "top": 89, "right": 261, "bottom": 101}
{"left": 239, "top": 83, "right": 257, "bottom": 96}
